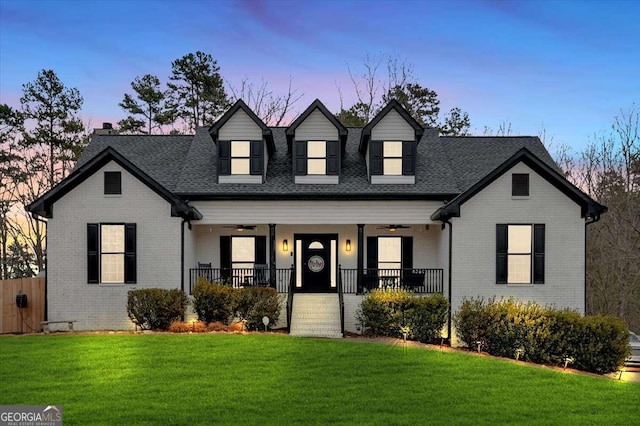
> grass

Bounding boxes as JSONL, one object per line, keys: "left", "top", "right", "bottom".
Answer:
{"left": 1, "top": 333, "right": 638, "bottom": 425}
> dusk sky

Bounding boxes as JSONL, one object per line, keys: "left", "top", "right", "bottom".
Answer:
{"left": 1, "top": 0, "right": 638, "bottom": 153}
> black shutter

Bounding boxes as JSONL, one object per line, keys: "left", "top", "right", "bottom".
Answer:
{"left": 326, "top": 140, "right": 339, "bottom": 175}
{"left": 496, "top": 224, "right": 507, "bottom": 284}
{"left": 87, "top": 223, "right": 99, "bottom": 283}
{"left": 250, "top": 140, "right": 263, "bottom": 176}
{"left": 124, "top": 223, "right": 137, "bottom": 283}
{"left": 402, "top": 236, "right": 413, "bottom": 282}
{"left": 370, "top": 141, "right": 382, "bottom": 175}
{"left": 220, "top": 236, "right": 231, "bottom": 280}
{"left": 402, "top": 141, "right": 415, "bottom": 175}
{"left": 104, "top": 172, "right": 121, "bottom": 195}
{"left": 295, "top": 140, "right": 307, "bottom": 175}
{"left": 366, "top": 237, "right": 378, "bottom": 272}
{"left": 255, "top": 236, "right": 267, "bottom": 265}
{"left": 402, "top": 237, "right": 413, "bottom": 269}
{"left": 533, "top": 224, "right": 545, "bottom": 284}
{"left": 512, "top": 174, "right": 529, "bottom": 196}
{"left": 219, "top": 141, "right": 231, "bottom": 176}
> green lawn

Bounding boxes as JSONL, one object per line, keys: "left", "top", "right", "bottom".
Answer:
{"left": 0, "top": 333, "right": 637, "bottom": 425}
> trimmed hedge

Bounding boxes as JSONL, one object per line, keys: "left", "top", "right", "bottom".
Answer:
{"left": 192, "top": 278, "right": 235, "bottom": 324}
{"left": 453, "top": 298, "right": 630, "bottom": 374}
{"left": 233, "top": 286, "right": 281, "bottom": 330}
{"left": 357, "top": 289, "right": 448, "bottom": 343}
{"left": 191, "top": 279, "right": 281, "bottom": 329}
{"left": 127, "top": 288, "right": 188, "bottom": 330}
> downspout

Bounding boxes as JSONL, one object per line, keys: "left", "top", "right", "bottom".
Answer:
{"left": 31, "top": 214, "right": 48, "bottom": 322}
{"left": 181, "top": 219, "right": 186, "bottom": 293}
{"left": 584, "top": 213, "right": 601, "bottom": 315}
{"left": 444, "top": 219, "right": 453, "bottom": 343}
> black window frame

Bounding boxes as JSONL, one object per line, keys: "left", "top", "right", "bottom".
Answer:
{"left": 512, "top": 173, "right": 530, "bottom": 196}
{"left": 496, "top": 224, "right": 544, "bottom": 284}
{"left": 369, "top": 140, "right": 416, "bottom": 177}
{"left": 104, "top": 171, "right": 122, "bottom": 195}
{"left": 218, "top": 140, "right": 264, "bottom": 177}
{"left": 294, "top": 140, "right": 339, "bottom": 176}
{"left": 88, "top": 222, "right": 136, "bottom": 284}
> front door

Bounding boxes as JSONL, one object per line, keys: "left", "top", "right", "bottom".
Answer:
{"left": 295, "top": 234, "right": 337, "bottom": 292}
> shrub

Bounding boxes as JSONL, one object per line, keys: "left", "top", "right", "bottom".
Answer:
{"left": 405, "top": 293, "right": 448, "bottom": 343}
{"left": 233, "top": 286, "right": 281, "bottom": 330}
{"left": 357, "top": 289, "right": 448, "bottom": 343}
{"left": 571, "top": 315, "right": 630, "bottom": 374}
{"left": 192, "top": 279, "right": 234, "bottom": 324}
{"left": 127, "top": 288, "right": 188, "bottom": 330}
{"left": 453, "top": 298, "right": 630, "bottom": 374}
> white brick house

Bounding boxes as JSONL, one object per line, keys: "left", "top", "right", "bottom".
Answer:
{"left": 29, "top": 99, "right": 606, "bottom": 339}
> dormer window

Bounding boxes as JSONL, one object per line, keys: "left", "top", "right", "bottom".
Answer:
{"left": 307, "top": 141, "right": 327, "bottom": 175}
{"left": 287, "top": 100, "right": 347, "bottom": 185}
{"left": 360, "top": 100, "right": 423, "bottom": 185}
{"left": 231, "top": 141, "right": 251, "bottom": 175}
{"left": 209, "top": 99, "right": 275, "bottom": 184}
{"left": 369, "top": 140, "right": 416, "bottom": 182}
{"left": 383, "top": 141, "right": 403, "bottom": 175}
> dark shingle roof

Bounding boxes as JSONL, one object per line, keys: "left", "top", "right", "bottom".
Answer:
{"left": 77, "top": 127, "right": 559, "bottom": 200}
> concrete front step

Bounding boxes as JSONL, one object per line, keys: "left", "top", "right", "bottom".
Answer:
{"left": 290, "top": 294, "right": 342, "bottom": 338}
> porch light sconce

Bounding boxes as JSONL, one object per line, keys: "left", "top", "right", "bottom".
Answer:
{"left": 346, "top": 239, "right": 352, "bottom": 252}
{"left": 282, "top": 239, "right": 289, "bottom": 252}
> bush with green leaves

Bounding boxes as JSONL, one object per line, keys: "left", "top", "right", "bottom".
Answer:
{"left": 453, "top": 298, "right": 630, "bottom": 374}
{"left": 233, "top": 287, "right": 281, "bottom": 330}
{"left": 357, "top": 289, "right": 448, "bottom": 343}
{"left": 191, "top": 279, "right": 235, "bottom": 324}
{"left": 127, "top": 288, "right": 188, "bottom": 330}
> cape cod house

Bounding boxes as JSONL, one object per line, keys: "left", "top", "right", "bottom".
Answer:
{"left": 28, "top": 98, "right": 606, "bottom": 340}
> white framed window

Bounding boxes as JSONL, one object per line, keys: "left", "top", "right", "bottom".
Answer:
{"left": 507, "top": 225, "right": 532, "bottom": 284}
{"left": 383, "top": 141, "right": 403, "bottom": 176}
{"left": 232, "top": 237, "right": 255, "bottom": 281}
{"left": 101, "top": 224, "right": 125, "bottom": 283}
{"left": 307, "top": 141, "right": 326, "bottom": 175}
{"left": 231, "top": 141, "right": 251, "bottom": 175}
{"left": 378, "top": 237, "right": 402, "bottom": 284}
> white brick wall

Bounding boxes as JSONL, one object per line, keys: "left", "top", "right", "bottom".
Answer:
{"left": 47, "top": 161, "right": 183, "bottom": 330}
{"left": 450, "top": 162, "right": 585, "bottom": 327}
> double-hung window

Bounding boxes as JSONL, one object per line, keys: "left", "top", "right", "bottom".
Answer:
{"left": 307, "top": 141, "right": 327, "bottom": 175}
{"left": 218, "top": 140, "right": 264, "bottom": 178}
{"left": 383, "top": 141, "right": 403, "bottom": 176}
{"left": 366, "top": 236, "right": 413, "bottom": 288}
{"left": 232, "top": 236, "right": 255, "bottom": 282}
{"left": 231, "top": 141, "right": 251, "bottom": 175}
{"left": 294, "top": 140, "right": 339, "bottom": 177}
{"left": 496, "top": 224, "right": 545, "bottom": 284}
{"left": 87, "top": 223, "right": 136, "bottom": 284}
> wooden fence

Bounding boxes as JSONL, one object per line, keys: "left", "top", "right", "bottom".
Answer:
{"left": 1, "top": 277, "right": 45, "bottom": 334}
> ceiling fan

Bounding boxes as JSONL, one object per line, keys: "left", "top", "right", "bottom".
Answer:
{"left": 222, "top": 225, "right": 257, "bottom": 232}
{"left": 376, "top": 225, "right": 410, "bottom": 232}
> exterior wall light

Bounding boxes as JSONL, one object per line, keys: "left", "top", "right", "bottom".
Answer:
{"left": 346, "top": 239, "right": 351, "bottom": 252}
{"left": 282, "top": 239, "right": 289, "bottom": 252}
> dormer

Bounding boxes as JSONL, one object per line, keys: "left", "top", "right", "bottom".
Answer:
{"left": 286, "top": 99, "right": 348, "bottom": 184}
{"left": 209, "top": 100, "right": 275, "bottom": 184}
{"left": 359, "top": 99, "right": 424, "bottom": 184}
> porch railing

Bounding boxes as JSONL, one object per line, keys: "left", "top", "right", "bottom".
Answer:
{"left": 189, "top": 268, "right": 292, "bottom": 294}
{"left": 339, "top": 268, "right": 444, "bottom": 294}
{"left": 191, "top": 267, "right": 442, "bottom": 295}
